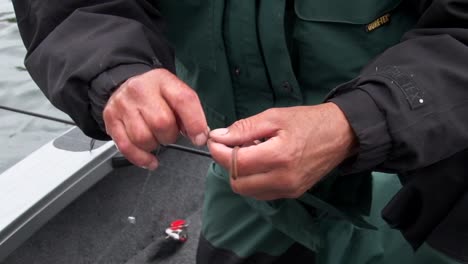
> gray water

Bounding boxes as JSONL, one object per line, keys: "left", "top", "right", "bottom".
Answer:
{"left": 0, "top": 1, "right": 73, "bottom": 173}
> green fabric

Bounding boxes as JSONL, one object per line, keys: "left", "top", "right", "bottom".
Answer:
{"left": 158, "top": 0, "right": 417, "bottom": 123}
{"left": 158, "top": 0, "right": 453, "bottom": 262}
{"left": 202, "top": 165, "right": 461, "bottom": 263}
{"left": 293, "top": 0, "right": 416, "bottom": 104}
{"left": 158, "top": 0, "right": 237, "bottom": 128}
{"left": 202, "top": 163, "right": 295, "bottom": 257}
{"left": 298, "top": 193, "right": 376, "bottom": 230}
{"left": 222, "top": 0, "right": 274, "bottom": 119}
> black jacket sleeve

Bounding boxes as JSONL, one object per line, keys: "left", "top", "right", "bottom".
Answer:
{"left": 327, "top": 0, "right": 468, "bottom": 257}
{"left": 12, "top": 0, "right": 175, "bottom": 140}
{"left": 327, "top": 0, "right": 468, "bottom": 173}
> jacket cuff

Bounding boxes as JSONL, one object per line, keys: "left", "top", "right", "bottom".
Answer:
{"left": 328, "top": 88, "right": 392, "bottom": 173}
{"left": 88, "top": 63, "right": 155, "bottom": 134}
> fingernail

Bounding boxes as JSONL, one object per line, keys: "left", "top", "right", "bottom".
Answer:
{"left": 210, "top": 128, "right": 229, "bottom": 137}
{"left": 148, "top": 159, "right": 159, "bottom": 170}
{"left": 206, "top": 126, "right": 211, "bottom": 134}
{"left": 194, "top": 133, "right": 208, "bottom": 146}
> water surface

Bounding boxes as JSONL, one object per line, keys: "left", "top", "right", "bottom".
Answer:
{"left": 0, "top": 1, "right": 72, "bottom": 173}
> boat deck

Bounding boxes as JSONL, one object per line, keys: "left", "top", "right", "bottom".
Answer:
{"left": 2, "top": 135, "right": 211, "bottom": 264}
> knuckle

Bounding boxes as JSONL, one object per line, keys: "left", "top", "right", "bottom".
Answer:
{"left": 132, "top": 130, "right": 153, "bottom": 147}
{"left": 126, "top": 78, "right": 144, "bottom": 96}
{"left": 175, "top": 88, "right": 198, "bottom": 105}
{"left": 126, "top": 76, "right": 141, "bottom": 90}
{"left": 152, "top": 113, "right": 174, "bottom": 131}
{"left": 103, "top": 106, "right": 114, "bottom": 121}
{"left": 152, "top": 68, "right": 170, "bottom": 78}
{"left": 232, "top": 118, "right": 254, "bottom": 134}
{"left": 111, "top": 92, "right": 127, "bottom": 108}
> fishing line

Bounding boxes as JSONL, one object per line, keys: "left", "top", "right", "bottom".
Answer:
{"left": 95, "top": 169, "right": 154, "bottom": 264}
{"left": 128, "top": 172, "right": 152, "bottom": 217}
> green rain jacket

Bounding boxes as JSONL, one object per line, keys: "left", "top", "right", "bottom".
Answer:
{"left": 13, "top": 0, "right": 468, "bottom": 263}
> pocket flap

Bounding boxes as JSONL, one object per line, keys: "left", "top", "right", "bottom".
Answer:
{"left": 295, "top": 0, "right": 402, "bottom": 24}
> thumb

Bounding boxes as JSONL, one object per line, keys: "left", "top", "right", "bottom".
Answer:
{"left": 209, "top": 111, "right": 278, "bottom": 146}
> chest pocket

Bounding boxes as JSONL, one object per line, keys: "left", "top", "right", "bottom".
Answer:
{"left": 293, "top": 0, "right": 416, "bottom": 101}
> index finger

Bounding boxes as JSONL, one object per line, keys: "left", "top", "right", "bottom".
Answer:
{"left": 159, "top": 74, "right": 208, "bottom": 146}
{"left": 107, "top": 119, "right": 159, "bottom": 170}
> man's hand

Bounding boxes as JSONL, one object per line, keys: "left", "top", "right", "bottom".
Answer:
{"left": 208, "top": 103, "right": 357, "bottom": 200}
{"left": 103, "top": 68, "right": 209, "bottom": 170}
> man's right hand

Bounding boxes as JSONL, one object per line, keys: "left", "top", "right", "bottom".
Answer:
{"left": 103, "top": 68, "right": 209, "bottom": 170}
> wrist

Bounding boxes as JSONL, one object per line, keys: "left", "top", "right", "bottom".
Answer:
{"left": 90, "top": 63, "right": 153, "bottom": 133}
{"left": 325, "top": 102, "right": 358, "bottom": 159}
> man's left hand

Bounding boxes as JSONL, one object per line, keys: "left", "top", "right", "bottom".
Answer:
{"left": 208, "top": 103, "right": 357, "bottom": 200}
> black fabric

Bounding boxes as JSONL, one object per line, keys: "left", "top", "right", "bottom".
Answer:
{"left": 327, "top": 0, "right": 468, "bottom": 173}
{"left": 382, "top": 149, "right": 468, "bottom": 250}
{"left": 329, "top": 87, "right": 391, "bottom": 174}
{"left": 427, "top": 174, "right": 468, "bottom": 264}
{"left": 327, "top": 0, "right": 468, "bottom": 259}
{"left": 273, "top": 242, "right": 316, "bottom": 264}
{"left": 196, "top": 235, "right": 316, "bottom": 264}
{"left": 12, "top": 0, "right": 175, "bottom": 140}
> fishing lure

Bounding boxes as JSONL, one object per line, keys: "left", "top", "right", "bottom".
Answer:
{"left": 165, "top": 219, "right": 188, "bottom": 242}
